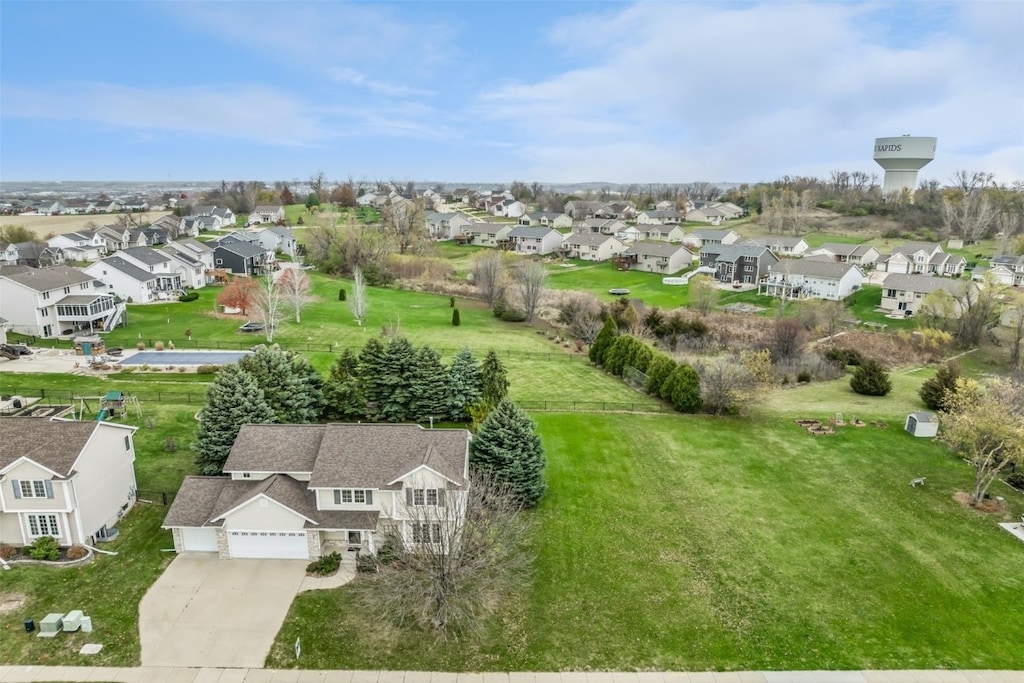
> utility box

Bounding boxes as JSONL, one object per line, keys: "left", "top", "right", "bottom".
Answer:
{"left": 63, "top": 610, "right": 84, "bottom": 632}
{"left": 37, "top": 613, "right": 63, "bottom": 637}
{"left": 905, "top": 411, "right": 939, "bottom": 437}
{"left": 80, "top": 616, "right": 93, "bottom": 632}
{"left": 24, "top": 619, "right": 35, "bottom": 633}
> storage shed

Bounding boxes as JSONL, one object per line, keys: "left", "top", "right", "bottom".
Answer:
{"left": 905, "top": 411, "right": 939, "bottom": 437}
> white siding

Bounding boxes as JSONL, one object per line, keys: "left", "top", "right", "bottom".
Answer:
{"left": 71, "top": 424, "right": 138, "bottom": 542}
{"left": 221, "top": 496, "right": 307, "bottom": 531}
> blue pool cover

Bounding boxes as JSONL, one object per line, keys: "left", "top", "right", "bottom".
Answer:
{"left": 119, "top": 351, "right": 252, "bottom": 366}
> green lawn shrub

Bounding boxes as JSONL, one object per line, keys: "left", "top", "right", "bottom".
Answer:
{"left": 850, "top": 359, "right": 892, "bottom": 396}
{"left": 824, "top": 347, "right": 864, "bottom": 367}
{"left": 27, "top": 536, "right": 60, "bottom": 561}
{"left": 178, "top": 291, "right": 199, "bottom": 302}
{"left": 306, "top": 552, "right": 341, "bottom": 576}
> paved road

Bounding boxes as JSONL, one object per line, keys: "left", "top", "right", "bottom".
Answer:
{"left": 0, "top": 668, "right": 1021, "bottom": 683}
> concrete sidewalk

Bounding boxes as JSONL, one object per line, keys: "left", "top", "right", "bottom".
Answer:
{"left": 0, "top": 668, "right": 1021, "bottom": 683}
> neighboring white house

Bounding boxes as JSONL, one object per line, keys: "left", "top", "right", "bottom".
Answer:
{"left": 425, "top": 212, "right": 475, "bottom": 241}
{"left": 971, "top": 264, "right": 1016, "bottom": 287}
{"left": 561, "top": 232, "right": 627, "bottom": 262}
{"left": 0, "top": 265, "right": 120, "bottom": 338}
{"left": 875, "top": 242, "right": 967, "bottom": 277}
{"left": 461, "top": 223, "right": 514, "bottom": 248}
{"left": 645, "top": 225, "right": 687, "bottom": 243}
{"left": 115, "top": 247, "right": 183, "bottom": 292}
{"left": 47, "top": 231, "right": 108, "bottom": 261}
{"left": 682, "top": 229, "right": 741, "bottom": 250}
{"left": 625, "top": 241, "right": 694, "bottom": 275}
{"left": 807, "top": 243, "right": 882, "bottom": 268}
{"left": 743, "top": 236, "right": 810, "bottom": 257}
{"left": 0, "top": 242, "right": 20, "bottom": 265}
{"left": 879, "top": 273, "right": 971, "bottom": 317}
{"left": 257, "top": 226, "right": 299, "bottom": 257}
{"left": 507, "top": 226, "right": 564, "bottom": 255}
{"left": 519, "top": 212, "right": 573, "bottom": 229}
{"left": 615, "top": 226, "right": 649, "bottom": 243}
{"left": 85, "top": 256, "right": 161, "bottom": 303}
{"left": 0, "top": 418, "right": 139, "bottom": 547}
{"left": 163, "top": 249, "right": 208, "bottom": 289}
{"left": 636, "top": 209, "right": 683, "bottom": 225}
{"left": 760, "top": 259, "right": 864, "bottom": 301}
{"left": 990, "top": 254, "right": 1024, "bottom": 286}
{"left": 164, "top": 238, "right": 216, "bottom": 272}
{"left": 163, "top": 423, "right": 471, "bottom": 560}
{"left": 251, "top": 205, "right": 286, "bottom": 224}
{"left": 581, "top": 218, "right": 628, "bottom": 236}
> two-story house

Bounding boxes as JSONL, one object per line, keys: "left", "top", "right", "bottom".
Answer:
{"left": 989, "top": 254, "right": 1024, "bottom": 286}
{"left": 85, "top": 255, "right": 161, "bottom": 303}
{"left": 625, "top": 241, "right": 694, "bottom": 275}
{"left": 699, "top": 244, "right": 779, "bottom": 284}
{"left": 879, "top": 273, "right": 971, "bottom": 316}
{"left": 251, "top": 205, "right": 286, "bottom": 224}
{"left": 518, "top": 212, "right": 572, "bottom": 229}
{"left": 115, "top": 247, "right": 183, "bottom": 294}
{"left": 561, "top": 232, "right": 627, "bottom": 262}
{"left": 760, "top": 260, "right": 863, "bottom": 301}
{"left": 165, "top": 238, "right": 216, "bottom": 273}
{"left": 645, "top": 225, "right": 687, "bottom": 243}
{"left": 743, "top": 236, "right": 810, "bottom": 257}
{"left": 47, "top": 231, "right": 108, "bottom": 262}
{"left": 214, "top": 240, "right": 276, "bottom": 276}
{"left": 425, "top": 212, "right": 474, "bottom": 241}
{"left": 460, "top": 223, "right": 514, "bottom": 248}
{"left": 163, "top": 423, "right": 471, "bottom": 560}
{"left": 875, "top": 242, "right": 966, "bottom": 277}
{"left": 0, "top": 242, "right": 21, "bottom": 266}
{"left": 507, "top": 226, "right": 563, "bottom": 256}
{"left": 0, "top": 265, "right": 120, "bottom": 337}
{"left": 636, "top": 209, "right": 682, "bottom": 225}
{"left": 0, "top": 419, "right": 139, "bottom": 548}
{"left": 581, "top": 218, "right": 628, "bottom": 236}
{"left": 13, "top": 242, "right": 64, "bottom": 268}
{"left": 163, "top": 248, "right": 207, "bottom": 290}
{"left": 256, "top": 226, "right": 299, "bottom": 257}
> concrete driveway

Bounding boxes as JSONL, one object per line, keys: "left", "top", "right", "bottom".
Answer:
{"left": 139, "top": 553, "right": 307, "bottom": 668}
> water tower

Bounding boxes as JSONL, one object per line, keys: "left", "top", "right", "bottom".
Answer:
{"left": 873, "top": 136, "right": 936, "bottom": 196}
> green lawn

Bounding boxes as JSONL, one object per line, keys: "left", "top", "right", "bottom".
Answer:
{"left": 845, "top": 286, "right": 917, "bottom": 331}
{"left": 546, "top": 262, "right": 692, "bottom": 309}
{"left": 0, "top": 504, "right": 173, "bottom": 667}
{"left": 268, "top": 409, "right": 1024, "bottom": 671}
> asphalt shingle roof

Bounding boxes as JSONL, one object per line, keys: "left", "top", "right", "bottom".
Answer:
{"left": 0, "top": 419, "right": 105, "bottom": 477}
{"left": 882, "top": 273, "right": 967, "bottom": 294}
{"left": 99, "top": 256, "right": 155, "bottom": 282}
{"left": 1, "top": 265, "right": 94, "bottom": 292}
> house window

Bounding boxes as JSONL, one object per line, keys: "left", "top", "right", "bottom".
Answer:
{"left": 885, "top": 289, "right": 897, "bottom": 298}
{"left": 334, "top": 489, "right": 372, "bottom": 504}
{"left": 124, "top": 435, "right": 131, "bottom": 451}
{"left": 347, "top": 531, "right": 361, "bottom": 545}
{"left": 215, "top": 259, "right": 223, "bottom": 265}
{"left": 410, "top": 488, "right": 441, "bottom": 506}
{"left": 19, "top": 480, "right": 50, "bottom": 498}
{"left": 27, "top": 514, "right": 60, "bottom": 538}
{"left": 63, "top": 286, "right": 70, "bottom": 294}
{"left": 42, "top": 291, "right": 50, "bottom": 300}
{"left": 412, "top": 522, "right": 441, "bottom": 543}
{"left": 41, "top": 308, "right": 48, "bottom": 317}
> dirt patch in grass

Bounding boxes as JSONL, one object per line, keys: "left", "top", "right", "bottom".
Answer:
{"left": 953, "top": 491, "right": 1008, "bottom": 514}
{"left": 0, "top": 594, "right": 27, "bottom": 613}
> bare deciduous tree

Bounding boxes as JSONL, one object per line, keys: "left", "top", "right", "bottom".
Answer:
{"left": 693, "top": 359, "right": 759, "bottom": 416}
{"left": 381, "top": 200, "right": 426, "bottom": 255}
{"left": 308, "top": 170, "right": 328, "bottom": 201}
{"left": 689, "top": 275, "right": 719, "bottom": 316}
{"left": 942, "top": 171, "right": 997, "bottom": 241}
{"left": 1002, "top": 289, "right": 1024, "bottom": 369}
{"left": 277, "top": 267, "right": 314, "bottom": 323}
{"left": 352, "top": 473, "right": 535, "bottom": 635}
{"left": 513, "top": 261, "right": 548, "bottom": 324}
{"left": 952, "top": 277, "right": 1002, "bottom": 346}
{"left": 251, "top": 274, "right": 285, "bottom": 342}
{"left": 472, "top": 251, "right": 508, "bottom": 307}
{"left": 349, "top": 267, "right": 369, "bottom": 327}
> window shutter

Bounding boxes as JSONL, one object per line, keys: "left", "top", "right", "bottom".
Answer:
{"left": 44, "top": 480, "right": 54, "bottom": 499}
{"left": 366, "top": 490, "right": 373, "bottom": 505}
{"left": 437, "top": 489, "right": 445, "bottom": 508}
{"left": 406, "top": 488, "right": 413, "bottom": 506}
{"left": 12, "top": 480, "right": 21, "bottom": 499}
{"left": 334, "top": 490, "right": 341, "bottom": 505}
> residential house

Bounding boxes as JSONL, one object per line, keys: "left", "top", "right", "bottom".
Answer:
{"left": 0, "top": 242, "right": 19, "bottom": 266}
{"left": 743, "top": 236, "right": 810, "bottom": 257}
{"left": 989, "top": 255, "right": 1024, "bottom": 286}
{"left": 183, "top": 215, "right": 220, "bottom": 233}
{"left": 356, "top": 192, "right": 379, "bottom": 207}
{"left": 689, "top": 201, "right": 745, "bottom": 221}
{"left": 47, "top": 231, "right": 108, "bottom": 260}
{"left": 252, "top": 205, "right": 286, "bottom": 224}
{"left": 594, "top": 202, "right": 636, "bottom": 220}
{"left": 0, "top": 265, "right": 120, "bottom": 337}
{"left": 163, "top": 423, "right": 470, "bottom": 560}
{"left": 165, "top": 238, "right": 216, "bottom": 272}
{"left": 425, "top": 212, "right": 474, "bottom": 241}
{"left": 95, "top": 225, "right": 132, "bottom": 252}
{"left": 760, "top": 260, "right": 863, "bottom": 301}
{"left": 564, "top": 200, "right": 605, "bottom": 219}
{"left": 581, "top": 218, "right": 628, "bottom": 236}
{"left": 213, "top": 240, "right": 276, "bottom": 276}
{"left": 561, "top": 233, "right": 627, "bottom": 262}
{"left": 257, "top": 226, "right": 299, "bottom": 257}
{"left": 13, "top": 242, "right": 64, "bottom": 268}
{"left": 645, "top": 225, "right": 687, "bottom": 243}
{"left": 25, "top": 200, "right": 64, "bottom": 216}
{"left": 699, "top": 244, "right": 779, "bottom": 284}
{"left": 114, "top": 247, "right": 184, "bottom": 294}
{"left": 682, "top": 229, "right": 740, "bottom": 250}
{"left": 518, "top": 212, "right": 573, "bottom": 229}
{"left": 0, "top": 419, "right": 139, "bottom": 548}
{"left": 625, "top": 241, "right": 694, "bottom": 275}
{"left": 149, "top": 215, "right": 187, "bottom": 240}
{"left": 126, "top": 229, "right": 150, "bottom": 249}
{"left": 807, "top": 243, "right": 881, "bottom": 267}
{"left": 507, "top": 226, "right": 563, "bottom": 256}
{"left": 163, "top": 248, "right": 207, "bottom": 290}
{"left": 875, "top": 242, "right": 966, "bottom": 277}
{"left": 971, "top": 264, "right": 1016, "bottom": 287}
{"left": 85, "top": 256, "right": 161, "bottom": 303}
{"left": 636, "top": 209, "right": 682, "bottom": 225}
{"left": 460, "top": 223, "right": 514, "bottom": 248}
{"left": 491, "top": 199, "right": 527, "bottom": 219}
{"left": 615, "top": 225, "right": 649, "bottom": 243}
{"left": 880, "top": 273, "right": 971, "bottom": 317}
{"left": 193, "top": 205, "right": 237, "bottom": 226}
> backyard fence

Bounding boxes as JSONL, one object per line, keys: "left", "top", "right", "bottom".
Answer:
{"left": 136, "top": 490, "right": 175, "bottom": 506}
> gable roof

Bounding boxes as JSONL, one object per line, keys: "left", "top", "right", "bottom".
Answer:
{"left": 700, "top": 244, "right": 773, "bottom": 262}
{"left": 508, "top": 226, "right": 559, "bottom": 239}
{"left": 692, "top": 229, "right": 736, "bottom": 240}
{"left": 215, "top": 240, "right": 267, "bottom": 258}
{"left": 627, "top": 241, "right": 692, "bottom": 258}
{"left": 816, "top": 242, "right": 877, "bottom": 257}
{"left": 890, "top": 241, "right": 941, "bottom": 256}
{"left": 223, "top": 424, "right": 324, "bottom": 473}
{"left": 97, "top": 256, "right": 156, "bottom": 282}
{"left": 771, "top": 259, "right": 858, "bottom": 279}
{"left": 882, "top": 273, "right": 967, "bottom": 295}
{"left": 172, "top": 238, "right": 214, "bottom": 254}
{"left": 120, "top": 246, "right": 171, "bottom": 266}
{"left": 563, "top": 232, "right": 620, "bottom": 247}
{"left": 470, "top": 222, "right": 513, "bottom": 236}
{"left": 0, "top": 419, "right": 116, "bottom": 477}
{"left": 744, "top": 236, "right": 807, "bottom": 248}
{"left": 0, "top": 265, "right": 93, "bottom": 292}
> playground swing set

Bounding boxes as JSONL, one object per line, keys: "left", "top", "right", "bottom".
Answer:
{"left": 73, "top": 391, "right": 142, "bottom": 422}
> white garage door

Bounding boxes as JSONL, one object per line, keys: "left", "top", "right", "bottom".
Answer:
{"left": 227, "top": 530, "right": 308, "bottom": 559}
{"left": 180, "top": 527, "right": 218, "bottom": 552}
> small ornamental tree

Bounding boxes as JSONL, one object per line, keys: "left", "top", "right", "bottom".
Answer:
{"left": 216, "top": 276, "right": 257, "bottom": 315}
{"left": 850, "top": 359, "right": 892, "bottom": 396}
{"left": 452, "top": 308, "right": 461, "bottom": 326}
{"left": 195, "top": 364, "right": 275, "bottom": 475}
{"left": 469, "top": 399, "right": 547, "bottom": 507}
{"left": 589, "top": 317, "right": 617, "bottom": 366}
{"left": 339, "top": 288, "right": 347, "bottom": 302}
{"left": 661, "top": 363, "right": 703, "bottom": 413}
{"left": 919, "top": 362, "right": 961, "bottom": 411}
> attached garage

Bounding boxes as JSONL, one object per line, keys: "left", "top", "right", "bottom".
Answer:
{"left": 179, "top": 527, "right": 219, "bottom": 552}
{"left": 227, "top": 530, "right": 308, "bottom": 559}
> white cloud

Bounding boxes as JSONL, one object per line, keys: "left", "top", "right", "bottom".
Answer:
{"left": 476, "top": 2, "right": 1024, "bottom": 182}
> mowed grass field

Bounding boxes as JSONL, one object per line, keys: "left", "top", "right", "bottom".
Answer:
{"left": 269, "top": 411, "right": 1024, "bottom": 671}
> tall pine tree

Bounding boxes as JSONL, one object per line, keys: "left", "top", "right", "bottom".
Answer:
{"left": 378, "top": 337, "right": 418, "bottom": 422}
{"left": 447, "top": 347, "right": 483, "bottom": 422}
{"left": 358, "top": 337, "right": 387, "bottom": 419}
{"left": 480, "top": 350, "right": 509, "bottom": 407}
{"left": 239, "top": 346, "right": 323, "bottom": 423}
{"left": 194, "top": 364, "right": 276, "bottom": 475}
{"left": 410, "top": 345, "right": 449, "bottom": 422}
{"left": 469, "top": 399, "right": 547, "bottom": 507}
{"left": 589, "top": 317, "right": 616, "bottom": 366}
{"left": 324, "top": 348, "right": 365, "bottom": 420}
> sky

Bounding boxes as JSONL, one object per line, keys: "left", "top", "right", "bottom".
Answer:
{"left": 1, "top": 1, "right": 1022, "bottom": 186}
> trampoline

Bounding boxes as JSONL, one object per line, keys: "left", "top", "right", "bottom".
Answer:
{"left": 119, "top": 351, "right": 252, "bottom": 366}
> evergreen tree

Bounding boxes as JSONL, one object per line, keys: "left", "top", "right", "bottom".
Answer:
{"left": 588, "top": 317, "right": 616, "bottom": 365}
{"left": 358, "top": 337, "right": 387, "bottom": 419}
{"left": 410, "top": 345, "right": 449, "bottom": 421}
{"left": 469, "top": 399, "right": 547, "bottom": 507}
{"left": 625, "top": 340, "right": 654, "bottom": 374}
{"left": 850, "top": 359, "right": 892, "bottom": 396}
{"left": 447, "top": 348, "right": 483, "bottom": 422}
{"left": 324, "top": 348, "right": 364, "bottom": 420}
{"left": 480, "top": 350, "right": 509, "bottom": 407}
{"left": 661, "top": 363, "right": 703, "bottom": 413}
{"left": 195, "top": 364, "right": 276, "bottom": 475}
{"left": 239, "top": 346, "right": 323, "bottom": 423}
{"left": 339, "top": 288, "right": 347, "bottom": 302}
{"left": 378, "top": 337, "right": 418, "bottom": 422}
{"left": 919, "top": 362, "right": 961, "bottom": 411}
{"left": 603, "top": 335, "right": 633, "bottom": 376}
{"left": 645, "top": 354, "right": 676, "bottom": 396}
{"left": 452, "top": 308, "right": 461, "bottom": 326}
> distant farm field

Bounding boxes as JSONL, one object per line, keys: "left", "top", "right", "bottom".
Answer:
{"left": 1, "top": 211, "right": 172, "bottom": 237}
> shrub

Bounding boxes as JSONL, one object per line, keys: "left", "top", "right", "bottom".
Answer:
{"left": 0, "top": 543, "right": 16, "bottom": 560}
{"left": 661, "top": 364, "right": 703, "bottom": 413}
{"left": 27, "top": 535, "right": 60, "bottom": 561}
{"left": 797, "top": 370, "right": 812, "bottom": 383}
{"left": 339, "top": 288, "right": 347, "bottom": 301}
{"left": 137, "top": 342, "right": 146, "bottom": 350}
{"left": 154, "top": 341, "right": 165, "bottom": 351}
{"left": 1005, "top": 472, "right": 1024, "bottom": 491}
{"left": 850, "top": 359, "right": 892, "bottom": 396}
{"left": 452, "top": 308, "right": 461, "bottom": 326}
{"left": 355, "top": 553, "right": 379, "bottom": 574}
{"left": 824, "top": 347, "right": 864, "bottom": 367}
{"left": 497, "top": 308, "right": 527, "bottom": 323}
{"left": 375, "top": 533, "right": 402, "bottom": 566}
{"left": 66, "top": 545, "right": 89, "bottom": 560}
{"left": 178, "top": 291, "right": 199, "bottom": 302}
{"left": 195, "top": 364, "right": 219, "bottom": 375}
{"left": 450, "top": 295, "right": 456, "bottom": 308}
{"left": 919, "top": 362, "right": 961, "bottom": 411}
{"left": 306, "top": 551, "right": 341, "bottom": 576}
